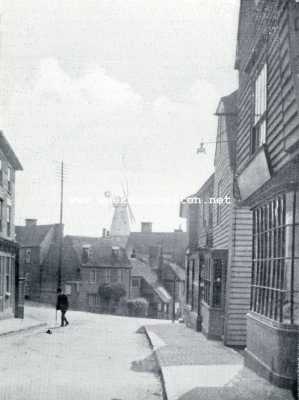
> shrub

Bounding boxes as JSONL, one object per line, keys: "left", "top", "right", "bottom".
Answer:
{"left": 127, "top": 297, "right": 149, "bottom": 317}
{"left": 111, "top": 283, "right": 126, "bottom": 302}
{"left": 98, "top": 283, "right": 113, "bottom": 303}
{"left": 98, "top": 283, "right": 127, "bottom": 313}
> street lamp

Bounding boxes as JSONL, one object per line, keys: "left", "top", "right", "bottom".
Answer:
{"left": 196, "top": 139, "right": 236, "bottom": 155}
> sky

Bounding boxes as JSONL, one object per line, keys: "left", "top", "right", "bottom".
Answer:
{"left": 1, "top": 0, "right": 239, "bottom": 236}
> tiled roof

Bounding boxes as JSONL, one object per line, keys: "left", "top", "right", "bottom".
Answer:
{"left": 154, "top": 286, "right": 171, "bottom": 303}
{"left": 15, "top": 225, "right": 55, "bottom": 247}
{"left": 127, "top": 231, "right": 187, "bottom": 256}
{"left": 65, "top": 235, "right": 130, "bottom": 268}
{"left": 130, "top": 258, "right": 157, "bottom": 285}
{"left": 130, "top": 258, "right": 171, "bottom": 303}
{"left": 164, "top": 261, "right": 185, "bottom": 281}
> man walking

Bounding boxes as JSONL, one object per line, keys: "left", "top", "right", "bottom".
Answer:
{"left": 56, "top": 288, "right": 69, "bottom": 327}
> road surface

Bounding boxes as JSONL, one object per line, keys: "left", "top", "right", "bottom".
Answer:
{"left": 0, "top": 305, "right": 164, "bottom": 400}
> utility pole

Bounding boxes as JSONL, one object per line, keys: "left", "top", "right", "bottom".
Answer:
{"left": 57, "top": 161, "right": 64, "bottom": 290}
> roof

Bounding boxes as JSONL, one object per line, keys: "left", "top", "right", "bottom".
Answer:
{"left": 15, "top": 224, "right": 55, "bottom": 247}
{"left": 154, "top": 286, "right": 171, "bottom": 303}
{"left": 130, "top": 258, "right": 158, "bottom": 285}
{"left": 0, "top": 132, "right": 23, "bottom": 171}
{"left": 65, "top": 235, "right": 130, "bottom": 268}
{"left": 215, "top": 91, "right": 238, "bottom": 168}
{"left": 164, "top": 261, "right": 185, "bottom": 281}
{"left": 127, "top": 231, "right": 187, "bottom": 256}
{"left": 180, "top": 173, "right": 215, "bottom": 218}
{"left": 130, "top": 258, "right": 171, "bottom": 303}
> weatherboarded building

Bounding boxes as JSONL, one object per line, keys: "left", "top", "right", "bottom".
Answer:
{"left": 235, "top": 0, "right": 299, "bottom": 388}
{"left": 182, "top": 91, "right": 253, "bottom": 347}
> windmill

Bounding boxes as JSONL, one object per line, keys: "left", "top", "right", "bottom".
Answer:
{"left": 104, "top": 179, "right": 135, "bottom": 244}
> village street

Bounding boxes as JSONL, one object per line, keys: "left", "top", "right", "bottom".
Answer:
{"left": 0, "top": 305, "right": 163, "bottom": 400}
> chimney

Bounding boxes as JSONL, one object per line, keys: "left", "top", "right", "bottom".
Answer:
{"left": 25, "top": 219, "right": 37, "bottom": 227}
{"left": 141, "top": 222, "right": 152, "bottom": 233}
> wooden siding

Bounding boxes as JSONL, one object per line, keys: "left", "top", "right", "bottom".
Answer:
{"left": 236, "top": 1, "right": 299, "bottom": 177}
{"left": 213, "top": 117, "right": 234, "bottom": 250}
{"left": 224, "top": 206, "right": 252, "bottom": 347}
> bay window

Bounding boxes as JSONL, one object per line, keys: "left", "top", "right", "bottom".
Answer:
{"left": 251, "top": 191, "right": 299, "bottom": 323}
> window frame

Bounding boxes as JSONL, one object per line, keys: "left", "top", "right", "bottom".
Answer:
{"left": 6, "top": 205, "right": 11, "bottom": 237}
{"left": 251, "top": 195, "right": 289, "bottom": 322}
{"left": 132, "top": 278, "right": 140, "bottom": 288}
{"left": 89, "top": 269, "right": 96, "bottom": 283}
{"left": 25, "top": 248, "right": 32, "bottom": 264}
{"left": 251, "top": 62, "right": 268, "bottom": 155}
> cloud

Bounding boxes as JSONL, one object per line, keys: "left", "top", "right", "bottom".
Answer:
{"left": 5, "top": 57, "right": 221, "bottom": 234}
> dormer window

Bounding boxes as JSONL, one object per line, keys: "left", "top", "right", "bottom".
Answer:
{"left": 25, "top": 249, "right": 31, "bottom": 264}
{"left": 82, "top": 245, "right": 91, "bottom": 264}
{"left": 251, "top": 63, "right": 267, "bottom": 154}
{"left": 112, "top": 246, "right": 120, "bottom": 257}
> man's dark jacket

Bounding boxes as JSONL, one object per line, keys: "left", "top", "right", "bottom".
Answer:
{"left": 56, "top": 294, "right": 69, "bottom": 311}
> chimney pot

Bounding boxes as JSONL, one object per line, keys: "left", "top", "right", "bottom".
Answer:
{"left": 141, "top": 222, "right": 152, "bottom": 233}
{"left": 25, "top": 219, "right": 37, "bottom": 227}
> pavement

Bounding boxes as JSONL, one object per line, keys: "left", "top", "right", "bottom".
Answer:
{"left": 0, "top": 315, "right": 46, "bottom": 337}
{"left": 143, "top": 323, "right": 295, "bottom": 400}
{"left": 0, "top": 304, "right": 165, "bottom": 400}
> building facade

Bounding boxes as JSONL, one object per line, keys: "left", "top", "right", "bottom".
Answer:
{"left": 0, "top": 132, "right": 23, "bottom": 319}
{"left": 182, "top": 91, "right": 254, "bottom": 347}
{"left": 235, "top": 0, "right": 299, "bottom": 388}
{"left": 62, "top": 235, "right": 131, "bottom": 313}
{"left": 15, "top": 220, "right": 62, "bottom": 304}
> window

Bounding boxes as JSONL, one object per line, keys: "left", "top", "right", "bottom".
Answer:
{"left": 89, "top": 270, "right": 96, "bottom": 283}
{"left": 120, "top": 269, "right": 125, "bottom": 282}
{"left": 201, "top": 253, "right": 224, "bottom": 308}
{"left": 6, "top": 205, "right": 11, "bottom": 237}
{"left": 212, "top": 259, "right": 223, "bottom": 307}
{"left": 251, "top": 195, "right": 288, "bottom": 322}
{"left": 25, "top": 249, "right": 31, "bottom": 264}
{"left": 110, "top": 269, "right": 119, "bottom": 283}
{"left": 87, "top": 294, "right": 98, "bottom": 307}
{"left": 7, "top": 167, "right": 12, "bottom": 193}
{"left": 252, "top": 63, "right": 267, "bottom": 154}
{"left": 202, "top": 258, "right": 211, "bottom": 305}
{"left": 190, "top": 260, "right": 197, "bottom": 311}
{"left": 82, "top": 245, "right": 91, "bottom": 264}
{"left": 5, "top": 257, "right": 10, "bottom": 293}
{"left": 132, "top": 278, "right": 139, "bottom": 288}
{"left": 104, "top": 269, "right": 110, "bottom": 283}
{"left": 0, "top": 198, "right": 3, "bottom": 232}
{"left": 186, "top": 260, "right": 190, "bottom": 304}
